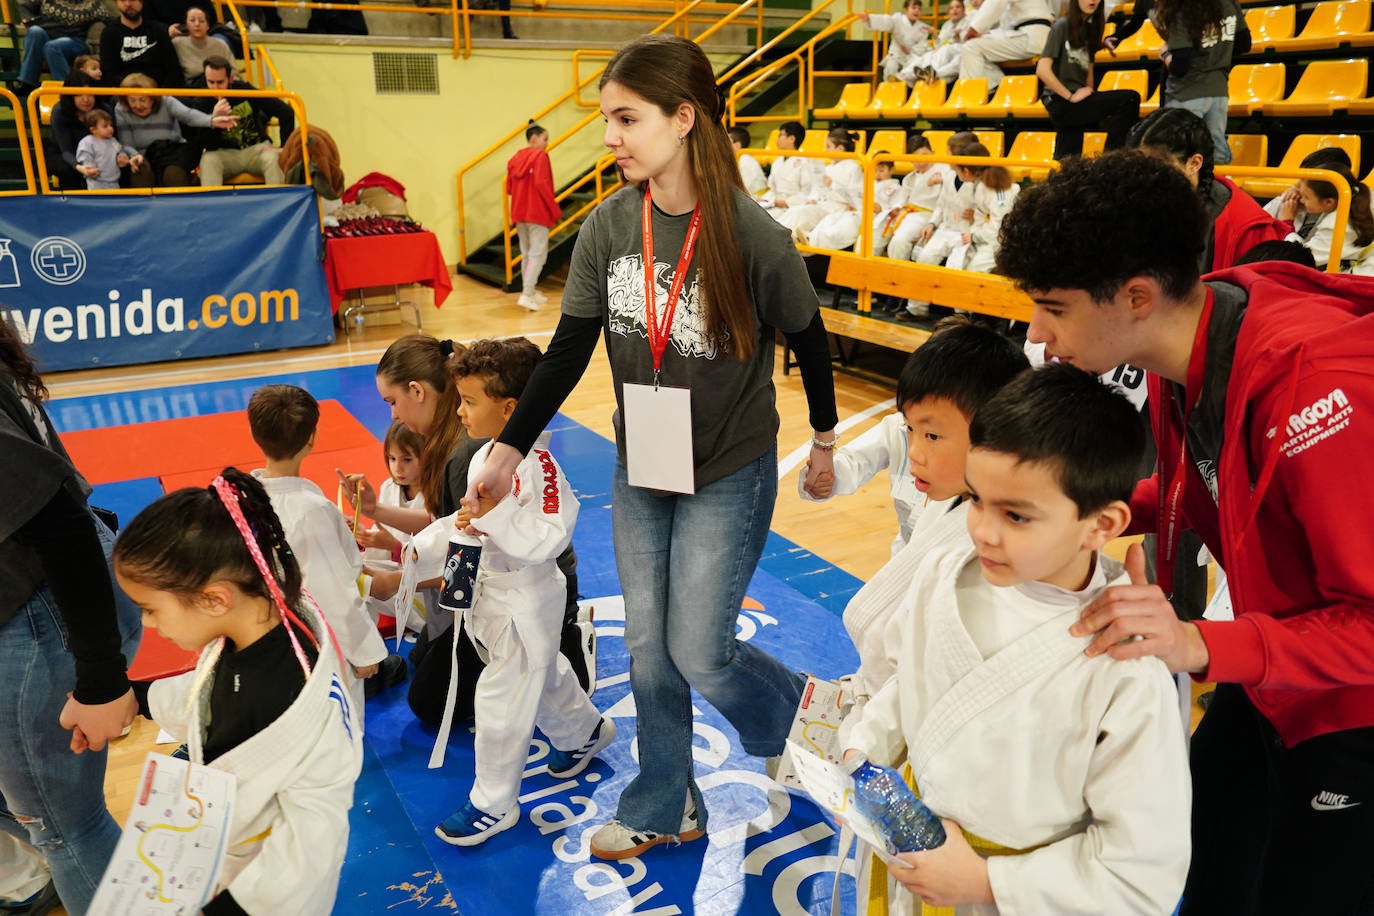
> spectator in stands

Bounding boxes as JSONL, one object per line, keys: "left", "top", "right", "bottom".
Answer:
{"left": 187, "top": 56, "right": 295, "bottom": 187}
{"left": 878, "top": 132, "right": 950, "bottom": 262}
{"left": 14, "top": 0, "right": 107, "bottom": 97}
{"left": 172, "top": 7, "right": 236, "bottom": 80}
{"left": 76, "top": 108, "right": 126, "bottom": 189}
{"left": 116, "top": 71, "right": 235, "bottom": 187}
{"left": 1273, "top": 162, "right": 1374, "bottom": 272}
{"left": 958, "top": 0, "right": 1055, "bottom": 88}
{"left": 47, "top": 70, "right": 115, "bottom": 190}
{"left": 866, "top": 159, "right": 905, "bottom": 252}
{"left": 506, "top": 120, "right": 560, "bottom": 310}
{"left": 858, "top": 0, "right": 933, "bottom": 84}
{"left": 1155, "top": 0, "right": 1248, "bottom": 166}
{"left": 899, "top": 130, "right": 981, "bottom": 320}
{"left": 727, "top": 125, "right": 767, "bottom": 200}
{"left": 962, "top": 144, "right": 1017, "bottom": 273}
{"left": 1036, "top": 0, "right": 1140, "bottom": 159}
{"left": 1127, "top": 107, "right": 1286, "bottom": 272}
{"left": 778, "top": 128, "right": 865, "bottom": 248}
{"left": 72, "top": 53, "right": 100, "bottom": 81}
{"left": 761, "top": 121, "right": 823, "bottom": 217}
{"left": 901, "top": 0, "right": 971, "bottom": 84}
{"left": 100, "top": 0, "right": 183, "bottom": 89}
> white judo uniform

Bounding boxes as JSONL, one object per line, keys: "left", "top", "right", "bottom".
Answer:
{"left": 763, "top": 154, "right": 826, "bottom": 216}
{"left": 845, "top": 545, "right": 1191, "bottom": 916}
{"left": 361, "top": 477, "right": 432, "bottom": 637}
{"left": 149, "top": 603, "right": 362, "bottom": 916}
{"left": 409, "top": 434, "right": 602, "bottom": 813}
{"left": 914, "top": 171, "right": 977, "bottom": 275}
{"left": 797, "top": 413, "right": 920, "bottom": 555}
{"left": 866, "top": 11, "right": 934, "bottom": 82}
{"left": 1262, "top": 196, "right": 1371, "bottom": 271}
{"left": 737, "top": 151, "right": 768, "bottom": 199}
{"left": 899, "top": 14, "right": 971, "bottom": 83}
{"left": 254, "top": 472, "right": 387, "bottom": 713}
{"left": 781, "top": 158, "right": 867, "bottom": 244}
{"left": 881, "top": 162, "right": 952, "bottom": 260}
{"left": 964, "top": 180, "right": 1020, "bottom": 273}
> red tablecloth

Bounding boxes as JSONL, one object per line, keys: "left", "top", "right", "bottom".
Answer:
{"left": 324, "top": 231, "right": 453, "bottom": 312}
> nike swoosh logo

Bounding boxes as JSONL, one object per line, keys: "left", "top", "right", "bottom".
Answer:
{"left": 1311, "top": 799, "right": 1362, "bottom": 811}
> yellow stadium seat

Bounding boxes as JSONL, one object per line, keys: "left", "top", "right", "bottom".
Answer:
{"left": 1228, "top": 63, "right": 1286, "bottom": 116}
{"left": 968, "top": 75, "right": 1046, "bottom": 119}
{"left": 867, "top": 128, "right": 912, "bottom": 172}
{"left": 849, "top": 80, "right": 911, "bottom": 119}
{"left": 1096, "top": 18, "right": 1160, "bottom": 62}
{"left": 1260, "top": 59, "right": 1367, "bottom": 117}
{"left": 1081, "top": 132, "right": 1107, "bottom": 158}
{"left": 1239, "top": 133, "right": 1362, "bottom": 198}
{"left": 922, "top": 129, "right": 954, "bottom": 156}
{"left": 1246, "top": 5, "right": 1298, "bottom": 52}
{"left": 851, "top": 130, "right": 868, "bottom": 154}
{"left": 911, "top": 128, "right": 1002, "bottom": 158}
{"left": 973, "top": 130, "right": 1005, "bottom": 158}
{"left": 1097, "top": 67, "right": 1148, "bottom": 100}
{"left": 1226, "top": 135, "right": 1269, "bottom": 168}
{"left": 1139, "top": 80, "right": 1161, "bottom": 116}
{"left": 1269, "top": 1, "right": 1371, "bottom": 53}
{"left": 886, "top": 79, "right": 948, "bottom": 119}
{"left": 921, "top": 78, "right": 989, "bottom": 121}
{"left": 814, "top": 82, "right": 873, "bottom": 121}
{"left": 801, "top": 129, "right": 829, "bottom": 154}
{"left": 1005, "top": 131, "right": 1056, "bottom": 181}
{"left": 37, "top": 80, "right": 61, "bottom": 126}
{"left": 1348, "top": 92, "right": 1374, "bottom": 115}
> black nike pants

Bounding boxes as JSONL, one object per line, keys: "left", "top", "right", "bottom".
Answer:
{"left": 1181, "top": 683, "right": 1374, "bottom": 915}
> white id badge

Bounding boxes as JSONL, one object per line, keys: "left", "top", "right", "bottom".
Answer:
{"left": 623, "top": 382, "right": 695, "bottom": 493}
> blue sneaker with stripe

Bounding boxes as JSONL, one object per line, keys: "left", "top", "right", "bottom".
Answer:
{"left": 434, "top": 798, "right": 519, "bottom": 847}
{"left": 546, "top": 717, "right": 617, "bottom": 779}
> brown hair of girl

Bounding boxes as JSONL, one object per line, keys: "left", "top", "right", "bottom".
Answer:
{"left": 600, "top": 34, "right": 756, "bottom": 359}
{"left": 1304, "top": 165, "right": 1374, "bottom": 248}
{"left": 376, "top": 334, "right": 468, "bottom": 513}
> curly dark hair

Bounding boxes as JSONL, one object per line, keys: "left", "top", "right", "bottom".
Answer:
{"left": 448, "top": 337, "right": 543, "bottom": 400}
{"left": 994, "top": 150, "right": 1205, "bottom": 303}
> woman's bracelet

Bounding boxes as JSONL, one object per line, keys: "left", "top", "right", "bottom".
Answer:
{"left": 811, "top": 434, "right": 839, "bottom": 451}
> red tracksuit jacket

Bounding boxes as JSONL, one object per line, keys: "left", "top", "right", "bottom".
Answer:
{"left": 1131, "top": 261, "right": 1374, "bottom": 747}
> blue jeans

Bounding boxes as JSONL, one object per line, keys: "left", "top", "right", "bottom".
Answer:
{"left": 0, "top": 513, "right": 142, "bottom": 916}
{"left": 1166, "top": 95, "right": 1232, "bottom": 166}
{"left": 18, "top": 28, "right": 85, "bottom": 86}
{"left": 611, "top": 449, "right": 804, "bottom": 834}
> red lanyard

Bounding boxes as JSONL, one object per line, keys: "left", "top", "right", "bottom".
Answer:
{"left": 1156, "top": 288, "right": 1214, "bottom": 596}
{"left": 642, "top": 188, "right": 702, "bottom": 384}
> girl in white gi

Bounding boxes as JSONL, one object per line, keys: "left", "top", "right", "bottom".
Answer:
{"left": 1272, "top": 162, "right": 1374, "bottom": 272}
{"left": 463, "top": 34, "right": 839, "bottom": 860}
{"left": 762, "top": 120, "right": 824, "bottom": 217}
{"left": 418, "top": 338, "right": 613, "bottom": 846}
{"left": 114, "top": 469, "right": 362, "bottom": 916}
{"left": 899, "top": 0, "right": 971, "bottom": 83}
{"left": 900, "top": 132, "right": 981, "bottom": 320}
{"left": 780, "top": 128, "right": 866, "bottom": 246}
{"left": 862, "top": 160, "right": 907, "bottom": 257}
{"left": 877, "top": 133, "right": 951, "bottom": 261}
{"left": 357, "top": 420, "right": 432, "bottom": 636}
{"left": 843, "top": 366, "right": 1190, "bottom": 915}
{"left": 860, "top": 0, "right": 933, "bottom": 83}
{"left": 960, "top": 148, "right": 1018, "bottom": 273}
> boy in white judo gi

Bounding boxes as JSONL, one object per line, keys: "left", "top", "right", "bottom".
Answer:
{"left": 425, "top": 337, "right": 614, "bottom": 846}
{"left": 247, "top": 384, "right": 403, "bottom": 713}
{"left": 843, "top": 365, "right": 1190, "bottom": 915}
{"left": 860, "top": 0, "right": 933, "bottom": 83}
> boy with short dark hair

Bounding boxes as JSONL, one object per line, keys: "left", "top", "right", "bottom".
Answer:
{"left": 843, "top": 365, "right": 1190, "bottom": 915}
{"left": 415, "top": 338, "right": 613, "bottom": 847}
{"left": 246, "top": 384, "right": 398, "bottom": 711}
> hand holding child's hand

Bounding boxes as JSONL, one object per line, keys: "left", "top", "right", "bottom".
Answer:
{"left": 888, "top": 821, "right": 994, "bottom": 908}
{"left": 60, "top": 689, "right": 137, "bottom": 754}
{"left": 802, "top": 460, "right": 835, "bottom": 499}
{"left": 368, "top": 567, "right": 402, "bottom": 601}
{"left": 455, "top": 506, "right": 473, "bottom": 529}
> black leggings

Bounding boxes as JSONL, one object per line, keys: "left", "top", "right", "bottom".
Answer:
{"left": 1182, "top": 683, "right": 1374, "bottom": 915}
{"left": 1045, "top": 89, "right": 1142, "bottom": 159}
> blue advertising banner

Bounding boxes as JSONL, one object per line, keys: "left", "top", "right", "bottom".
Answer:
{"left": 0, "top": 187, "right": 334, "bottom": 372}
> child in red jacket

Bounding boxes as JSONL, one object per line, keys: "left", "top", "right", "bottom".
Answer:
{"left": 506, "top": 121, "right": 561, "bottom": 310}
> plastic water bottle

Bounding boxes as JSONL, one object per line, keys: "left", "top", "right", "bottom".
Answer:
{"left": 846, "top": 755, "right": 946, "bottom": 853}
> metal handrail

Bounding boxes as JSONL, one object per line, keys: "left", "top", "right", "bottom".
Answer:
{"left": 26, "top": 86, "right": 310, "bottom": 196}
{"left": 0, "top": 87, "right": 37, "bottom": 196}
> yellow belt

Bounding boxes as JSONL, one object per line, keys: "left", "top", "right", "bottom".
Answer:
{"left": 864, "top": 763, "right": 1021, "bottom": 916}
{"left": 881, "top": 205, "right": 933, "bottom": 238}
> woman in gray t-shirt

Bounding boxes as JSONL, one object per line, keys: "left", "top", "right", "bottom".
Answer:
{"left": 1036, "top": 0, "right": 1141, "bottom": 159}
{"left": 465, "top": 34, "right": 840, "bottom": 861}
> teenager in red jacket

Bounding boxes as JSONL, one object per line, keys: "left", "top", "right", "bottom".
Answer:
{"left": 996, "top": 150, "right": 1374, "bottom": 916}
{"left": 506, "top": 121, "right": 561, "bottom": 311}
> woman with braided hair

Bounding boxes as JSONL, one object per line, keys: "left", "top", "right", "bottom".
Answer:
{"left": 114, "top": 467, "right": 362, "bottom": 916}
{"left": 0, "top": 315, "right": 141, "bottom": 915}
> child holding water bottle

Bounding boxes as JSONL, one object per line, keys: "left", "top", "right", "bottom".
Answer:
{"left": 842, "top": 366, "right": 1189, "bottom": 915}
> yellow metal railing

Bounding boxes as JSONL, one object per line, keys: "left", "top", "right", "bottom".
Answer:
{"left": 0, "top": 88, "right": 38, "bottom": 196}
{"left": 26, "top": 86, "right": 310, "bottom": 195}
{"left": 456, "top": 0, "right": 765, "bottom": 273}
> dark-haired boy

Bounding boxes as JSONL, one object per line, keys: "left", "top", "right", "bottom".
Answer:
{"left": 843, "top": 365, "right": 1189, "bottom": 914}
{"left": 996, "top": 149, "right": 1374, "bottom": 914}
{"left": 413, "top": 339, "right": 613, "bottom": 847}
{"left": 247, "top": 384, "right": 397, "bottom": 713}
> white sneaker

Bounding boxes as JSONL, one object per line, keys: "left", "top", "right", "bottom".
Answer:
{"left": 905, "top": 300, "right": 930, "bottom": 318}
{"left": 532, "top": 289, "right": 549, "bottom": 303}
{"left": 589, "top": 797, "right": 704, "bottom": 860}
{"left": 516, "top": 293, "right": 540, "bottom": 311}
{"left": 578, "top": 603, "right": 596, "bottom": 697}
